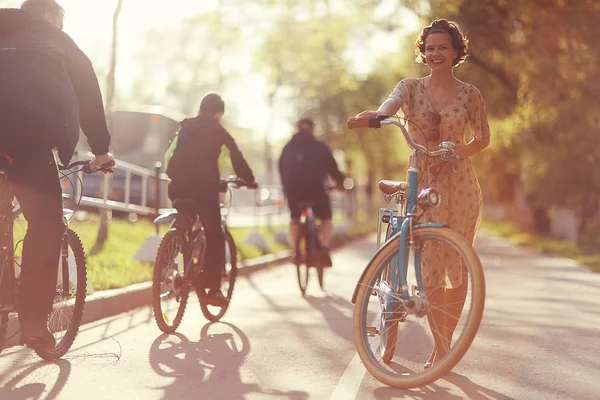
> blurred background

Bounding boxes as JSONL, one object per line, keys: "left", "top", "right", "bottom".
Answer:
{"left": 2, "top": 0, "right": 599, "bottom": 249}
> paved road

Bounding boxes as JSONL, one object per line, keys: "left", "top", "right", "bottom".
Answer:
{"left": 1, "top": 232, "right": 599, "bottom": 399}
{"left": 225, "top": 207, "right": 290, "bottom": 228}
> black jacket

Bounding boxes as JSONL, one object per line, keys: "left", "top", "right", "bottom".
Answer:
{"left": 0, "top": 9, "right": 110, "bottom": 164}
{"left": 278, "top": 130, "right": 344, "bottom": 192}
{"left": 166, "top": 115, "right": 255, "bottom": 198}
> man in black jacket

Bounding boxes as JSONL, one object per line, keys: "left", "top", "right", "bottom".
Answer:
{"left": 0, "top": 1, "right": 114, "bottom": 349}
{"left": 167, "top": 93, "right": 256, "bottom": 307}
{"left": 278, "top": 118, "right": 345, "bottom": 266}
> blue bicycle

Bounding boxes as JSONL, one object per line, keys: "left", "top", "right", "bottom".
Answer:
{"left": 348, "top": 116, "right": 485, "bottom": 388}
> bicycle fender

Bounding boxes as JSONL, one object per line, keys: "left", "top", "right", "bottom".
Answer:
{"left": 412, "top": 222, "right": 448, "bottom": 229}
{"left": 350, "top": 222, "right": 449, "bottom": 304}
{"left": 154, "top": 211, "right": 178, "bottom": 225}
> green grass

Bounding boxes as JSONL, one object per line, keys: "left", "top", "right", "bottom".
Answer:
{"left": 481, "top": 220, "right": 600, "bottom": 272}
{"left": 14, "top": 215, "right": 161, "bottom": 292}
{"left": 13, "top": 214, "right": 373, "bottom": 291}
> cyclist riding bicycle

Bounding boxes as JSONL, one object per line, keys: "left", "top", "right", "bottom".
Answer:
{"left": 278, "top": 118, "right": 345, "bottom": 267}
{"left": 0, "top": 0, "right": 114, "bottom": 350}
{"left": 166, "top": 93, "right": 256, "bottom": 308}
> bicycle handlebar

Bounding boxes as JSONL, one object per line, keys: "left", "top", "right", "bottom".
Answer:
{"left": 220, "top": 176, "right": 258, "bottom": 190}
{"left": 347, "top": 115, "right": 456, "bottom": 160}
{"left": 324, "top": 177, "right": 354, "bottom": 191}
{"left": 58, "top": 160, "right": 115, "bottom": 174}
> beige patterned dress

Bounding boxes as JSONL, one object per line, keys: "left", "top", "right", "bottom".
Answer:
{"left": 388, "top": 77, "right": 491, "bottom": 289}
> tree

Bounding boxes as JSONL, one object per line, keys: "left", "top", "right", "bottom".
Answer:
{"left": 253, "top": 0, "right": 421, "bottom": 197}
{"left": 95, "top": 0, "right": 124, "bottom": 249}
{"left": 409, "top": 0, "right": 600, "bottom": 243}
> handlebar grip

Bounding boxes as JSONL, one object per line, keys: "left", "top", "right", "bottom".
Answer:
{"left": 347, "top": 118, "right": 370, "bottom": 129}
{"left": 347, "top": 115, "right": 389, "bottom": 130}
{"left": 100, "top": 160, "right": 116, "bottom": 172}
{"left": 83, "top": 160, "right": 115, "bottom": 174}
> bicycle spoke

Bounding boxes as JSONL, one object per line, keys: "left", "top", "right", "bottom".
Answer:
{"left": 353, "top": 228, "right": 485, "bottom": 388}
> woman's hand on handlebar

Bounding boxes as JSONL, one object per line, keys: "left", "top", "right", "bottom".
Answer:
{"left": 347, "top": 112, "right": 391, "bottom": 130}
{"left": 350, "top": 110, "right": 383, "bottom": 120}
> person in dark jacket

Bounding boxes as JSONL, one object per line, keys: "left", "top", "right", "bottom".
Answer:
{"left": 0, "top": 1, "right": 114, "bottom": 350}
{"left": 278, "top": 118, "right": 345, "bottom": 266}
{"left": 167, "top": 93, "right": 256, "bottom": 307}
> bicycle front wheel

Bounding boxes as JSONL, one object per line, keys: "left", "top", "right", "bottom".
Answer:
{"left": 35, "top": 228, "right": 87, "bottom": 360}
{"left": 200, "top": 229, "right": 238, "bottom": 322}
{"left": 152, "top": 229, "right": 190, "bottom": 333}
{"left": 353, "top": 226, "right": 485, "bottom": 389}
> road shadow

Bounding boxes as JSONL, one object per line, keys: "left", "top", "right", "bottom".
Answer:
{"left": 370, "top": 371, "right": 514, "bottom": 400}
{"left": 0, "top": 359, "right": 71, "bottom": 400}
{"left": 443, "top": 372, "right": 516, "bottom": 400}
{"left": 148, "top": 321, "right": 309, "bottom": 400}
{"left": 3, "top": 305, "right": 154, "bottom": 358}
{"left": 303, "top": 292, "right": 355, "bottom": 342}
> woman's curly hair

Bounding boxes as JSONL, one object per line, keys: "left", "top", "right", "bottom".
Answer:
{"left": 415, "top": 19, "right": 469, "bottom": 67}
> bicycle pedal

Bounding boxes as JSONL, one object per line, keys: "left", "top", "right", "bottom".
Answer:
{"left": 366, "top": 326, "right": 380, "bottom": 336}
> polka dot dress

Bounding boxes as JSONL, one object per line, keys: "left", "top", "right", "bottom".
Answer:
{"left": 388, "top": 77, "right": 491, "bottom": 289}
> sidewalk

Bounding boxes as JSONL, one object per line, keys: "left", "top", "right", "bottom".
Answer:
{"left": 2, "top": 222, "right": 369, "bottom": 349}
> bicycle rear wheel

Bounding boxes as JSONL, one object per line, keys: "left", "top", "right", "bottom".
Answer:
{"left": 35, "top": 228, "right": 87, "bottom": 360}
{"left": 152, "top": 229, "right": 190, "bottom": 333}
{"left": 199, "top": 229, "right": 238, "bottom": 322}
{"left": 353, "top": 226, "right": 485, "bottom": 389}
{"left": 295, "top": 224, "right": 310, "bottom": 296}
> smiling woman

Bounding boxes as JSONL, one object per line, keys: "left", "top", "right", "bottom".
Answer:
{"left": 350, "top": 17, "right": 491, "bottom": 370}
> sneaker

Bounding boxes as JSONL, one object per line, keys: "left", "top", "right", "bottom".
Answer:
{"left": 206, "top": 289, "right": 229, "bottom": 307}
{"left": 19, "top": 318, "right": 56, "bottom": 350}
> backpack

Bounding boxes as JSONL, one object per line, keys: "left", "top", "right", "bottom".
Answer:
{"left": 0, "top": 21, "right": 79, "bottom": 162}
{"left": 281, "top": 141, "right": 321, "bottom": 191}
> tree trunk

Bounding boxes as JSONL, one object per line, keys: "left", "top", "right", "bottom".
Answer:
{"left": 96, "top": 0, "right": 123, "bottom": 247}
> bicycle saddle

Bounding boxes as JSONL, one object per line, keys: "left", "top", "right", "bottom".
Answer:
{"left": 378, "top": 180, "right": 407, "bottom": 195}
{"left": 296, "top": 201, "right": 314, "bottom": 209}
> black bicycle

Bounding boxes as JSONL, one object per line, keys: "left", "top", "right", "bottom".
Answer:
{"left": 0, "top": 157, "right": 114, "bottom": 360}
{"left": 294, "top": 183, "right": 349, "bottom": 295}
{"left": 152, "top": 176, "right": 257, "bottom": 332}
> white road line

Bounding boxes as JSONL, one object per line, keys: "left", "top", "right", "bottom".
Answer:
{"left": 328, "top": 352, "right": 366, "bottom": 400}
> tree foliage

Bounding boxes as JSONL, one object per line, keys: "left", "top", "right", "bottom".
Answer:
{"left": 417, "top": 0, "right": 600, "bottom": 243}
{"left": 129, "top": 0, "right": 600, "bottom": 243}
{"left": 254, "top": 0, "right": 600, "bottom": 243}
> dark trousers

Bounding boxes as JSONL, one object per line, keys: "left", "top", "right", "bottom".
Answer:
{"left": 169, "top": 183, "right": 225, "bottom": 291}
{"left": 195, "top": 195, "right": 225, "bottom": 290}
{"left": 9, "top": 153, "right": 65, "bottom": 320}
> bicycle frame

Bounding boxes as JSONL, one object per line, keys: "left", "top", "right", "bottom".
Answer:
{"left": 351, "top": 119, "right": 451, "bottom": 305}
{"left": 299, "top": 206, "right": 319, "bottom": 253}
{"left": 153, "top": 177, "right": 251, "bottom": 281}
{"left": 0, "top": 160, "right": 99, "bottom": 312}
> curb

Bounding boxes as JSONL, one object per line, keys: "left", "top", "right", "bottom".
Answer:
{"left": 3, "top": 231, "right": 372, "bottom": 349}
